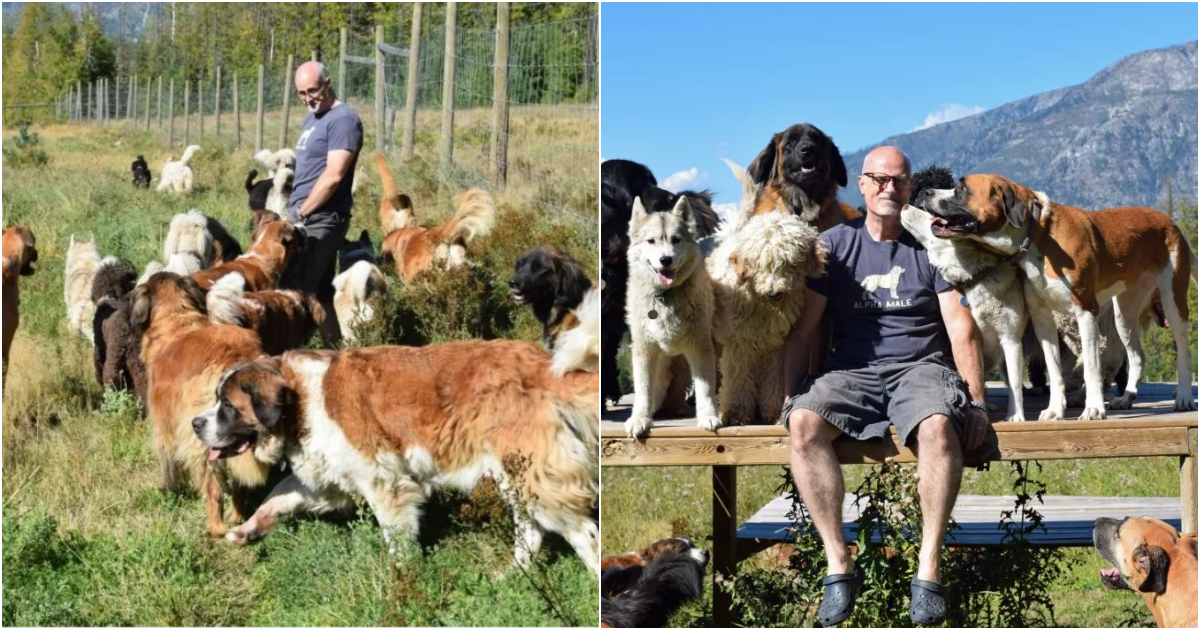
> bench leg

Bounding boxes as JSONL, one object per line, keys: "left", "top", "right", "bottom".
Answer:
{"left": 713, "top": 465, "right": 737, "bottom": 628}
{"left": 1182, "top": 454, "right": 1196, "bottom": 535}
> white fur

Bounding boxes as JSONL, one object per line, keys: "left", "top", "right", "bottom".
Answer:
{"left": 331, "top": 261, "right": 386, "bottom": 344}
{"left": 205, "top": 273, "right": 247, "bottom": 326}
{"left": 253, "top": 148, "right": 296, "bottom": 177}
{"left": 163, "top": 209, "right": 214, "bottom": 267}
{"left": 266, "top": 165, "right": 294, "bottom": 217}
{"left": 157, "top": 145, "right": 200, "bottom": 193}
{"left": 626, "top": 195, "right": 721, "bottom": 436}
{"left": 551, "top": 287, "right": 600, "bottom": 376}
{"left": 63, "top": 236, "right": 102, "bottom": 343}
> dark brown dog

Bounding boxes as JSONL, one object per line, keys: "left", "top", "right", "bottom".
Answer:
{"left": 747, "top": 123, "right": 861, "bottom": 232}
{"left": 92, "top": 259, "right": 147, "bottom": 407}
{"left": 192, "top": 220, "right": 303, "bottom": 292}
{"left": 1093, "top": 517, "right": 1197, "bottom": 628}
{"left": 2, "top": 226, "right": 37, "bottom": 384}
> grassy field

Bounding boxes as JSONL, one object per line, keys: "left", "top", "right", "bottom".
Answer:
{"left": 2, "top": 110, "right": 598, "bottom": 627}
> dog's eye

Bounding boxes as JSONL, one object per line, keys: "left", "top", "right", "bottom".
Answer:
{"left": 647, "top": 238, "right": 656, "bottom": 245}
{"left": 670, "top": 237, "right": 681, "bottom": 244}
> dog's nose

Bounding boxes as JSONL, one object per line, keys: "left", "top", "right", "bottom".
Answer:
{"left": 659, "top": 256, "right": 673, "bottom": 267}
{"left": 798, "top": 143, "right": 815, "bottom": 156}
{"left": 192, "top": 416, "right": 205, "bottom": 434}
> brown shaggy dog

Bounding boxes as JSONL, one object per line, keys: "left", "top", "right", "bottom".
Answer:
{"left": 205, "top": 272, "right": 325, "bottom": 355}
{"left": 746, "top": 123, "right": 861, "bottom": 233}
{"left": 130, "top": 272, "right": 274, "bottom": 536}
{"left": 91, "top": 259, "right": 148, "bottom": 406}
{"left": 375, "top": 153, "right": 496, "bottom": 282}
{"left": 508, "top": 246, "right": 593, "bottom": 352}
{"left": 191, "top": 220, "right": 303, "bottom": 292}
{"left": 2, "top": 226, "right": 38, "bottom": 384}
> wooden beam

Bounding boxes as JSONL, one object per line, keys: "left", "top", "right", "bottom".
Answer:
{"left": 712, "top": 466, "right": 737, "bottom": 629}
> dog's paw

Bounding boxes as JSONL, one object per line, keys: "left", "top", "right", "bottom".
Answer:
{"left": 625, "top": 416, "right": 653, "bottom": 438}
{"left": 696, "top": 415, "right": 722, "bottom": 432}
{"left": 1037, "top": 407, "right": 1064, "bottom": 422}
{"left": 1174, "top": 394, "right": 1196, "bottom": 412}
{"left": 1078, "top": 406, "right": 1106, "bottom": 421}
{"left": 1005, "top": 412, "right": 1027, "bottom": 423}
{"left": 1107, "top": 392, "right": 1136, "bottom": 410}
{"left": 224, "top": 525, "right": 257, "bottom": 546}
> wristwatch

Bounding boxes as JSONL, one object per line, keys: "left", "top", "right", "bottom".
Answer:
{"left": 966, "top": 400, "right": 988, "bottom": 412}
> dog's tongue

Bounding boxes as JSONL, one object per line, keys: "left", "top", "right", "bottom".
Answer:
{"left": 1100, "top": 568, "right": 1119, "bottom": 580}
{"left": 656, "top": 269, "right": 676, "bottom": 286}
{"left": 208, "top": 442, "right": 250, "bottom": 461}
{"left": 933, "top": 217, "right": 950, "bottom": 228}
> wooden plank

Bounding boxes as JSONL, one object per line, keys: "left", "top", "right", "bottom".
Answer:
{"left": 1183, "top": 454, "right": 1197, "bottom": 535}
{"left": 711, "top": 466, "right": 736, "bottom": 629}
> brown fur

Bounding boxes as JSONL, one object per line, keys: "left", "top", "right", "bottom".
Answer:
{"left": 216, "top": 289, "right": 325, "bottom": 355}
{"left": 2, "top": 226, "right": 37, "bottom": 384}
{"left": 129, "top": 273, "right": 273, "bottom": 536}
{"left": 601, "top": 538, "right": 693, "bottom": 572}
{"left": 191, "top": 220, "right": 303, "bottom": 292}
{"left": 250, "top": 210, "right": 280, "bottom": 238}
{"left": 375, "top": 152, "right": 415, "bottom": 232}
{"left": 1095, "top": 517, "right": 1197, "bottom": 628}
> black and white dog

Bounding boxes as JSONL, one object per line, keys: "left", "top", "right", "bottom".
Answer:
{"left": 600, "top": 544, "right": 709, "bottom": 628}
{"left": 131, "top": 155, "right": 152, "bottom": 189}
{"left": 509, "top": 246, "right": 592, "bottom": 352}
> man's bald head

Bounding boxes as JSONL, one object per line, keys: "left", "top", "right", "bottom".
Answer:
{"left": 295, "top": 61, "right": 330, "bottom": 85}
{"left": 295, "top": 61, "right": 335, "bottom": 114}
{"left": 862, "top": 146, "right": 911, "bottom": 178}
{"left": 858, "top": 146, "right": 912, "bottom": 218}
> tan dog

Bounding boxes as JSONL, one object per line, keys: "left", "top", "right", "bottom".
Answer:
{"left": 129, "top": 272, "right": 274, "bottom": 537}
{"left": 2, "top": 226, "right": 38, "bottom": 383}
{"left": 1093, "top": 517, "right": 1198, "bottom": 628}
{"left": 915, "top": 174, "right": 1196, "bottom": 420}
{"left": 191, "top": 220, "right": 303, "bottom": 292}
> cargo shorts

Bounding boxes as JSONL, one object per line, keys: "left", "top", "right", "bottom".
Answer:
{"left": 781, "top": 358, "right": 970, "bottom": 446}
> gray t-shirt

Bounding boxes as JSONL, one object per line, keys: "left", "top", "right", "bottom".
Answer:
{"left": 289, "top": 103, "right": 363, "bottom": 218}
{"left": 807, "top": 216, "right": 955, "bottom": 370}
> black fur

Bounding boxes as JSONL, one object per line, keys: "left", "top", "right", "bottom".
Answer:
{"left": 508, "top": 246, "right": 591, "bottom": 350}
{"left": 206, "top": 216, "right": 243, "bottom": 263}
{"left": 245, "top": 169, "right": 275, "bottom": 211}
{"left": 600, "top": 547, "right": 709, "bottom": 628}
{"left": 132, "top": 155, "right": 151, "bottom": 188}
{"left": 338, "top": 229, "right": 377, "bottom": 271}
{"left": 909, "top": 164, "right": 956, "bottom": 202}
{"left": 747, "top": 123, "right": 847, "bottom": 218}
{"left": 91, "top": 260, "right": 147, "bottom": 412}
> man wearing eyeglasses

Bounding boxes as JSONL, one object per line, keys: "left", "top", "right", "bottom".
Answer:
{"left": 780, "top": 146, "right": 988, "bottom": 626}
{"left": 282, "top": 60, "right": 363, "bottom": 347}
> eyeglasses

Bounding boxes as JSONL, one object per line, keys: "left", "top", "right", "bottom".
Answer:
{"left": 296, "top": 82, "right": 328, "bottom": 98}
{"left": 862, "top": 172, "right": 912, "bottom": 190}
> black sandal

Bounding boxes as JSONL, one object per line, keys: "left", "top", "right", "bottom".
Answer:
{"left": 910, "top": 578, "right": 947, "bottom": 626}
{"left": 816, "top": 564, "right": 865, "bottom": 627}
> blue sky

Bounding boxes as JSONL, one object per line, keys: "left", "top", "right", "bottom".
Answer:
{"left": 601, "top": 2, "right": 1198, "bottom": 212}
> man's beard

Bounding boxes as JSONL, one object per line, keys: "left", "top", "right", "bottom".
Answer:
{"left": 873, "top": 200, "right": 900, "bottom": 216}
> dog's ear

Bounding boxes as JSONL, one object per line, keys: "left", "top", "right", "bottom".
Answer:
{"left": 728, "top": 252, "right": 746, "bottom": 283}
{"left": 1183, "top": 534, "right": 1198, "bottom": 559}
{"left": 672, "top": 195, "right": 698, "bottom": 238}
{"left": 830, "top": 138, "right": 848, "bottom": 188}
{"left": 553, "top": 256, "right": 590, "bottom": 307}
{"left": 358, "top": 229, "right": 371, "bottom": 245}
{"left": 69, "top": 234, "right": 76, "bottom": 249}
{"left": 747, "top": 134, "right": 779, "bottom": 187}
{"left": 1001, "top": 183, "right": 1027, "bottom": 229}
{"left": 804, "top": 238, "right": 829, "bottom": 280}
{"left": 629, "top": 196, "right": 649, "bottom": 236}
{"left": 244, "top": 375, "right": 292, "bottom": 430}
{"left": 128, "top": 283, "right": 153, "bottom": 333}
{"left": 181, "top": 276, "right": 208, "bottom": 314}
{"left": 1134, "top": 544, "right": 1170, "bottom": 594}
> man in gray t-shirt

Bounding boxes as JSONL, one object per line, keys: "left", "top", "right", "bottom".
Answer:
{"left": 780, "top": 146, "right": 989, "bottom": 626}
{"left": 280, "top": 61, "right": 363, "bottom": 347}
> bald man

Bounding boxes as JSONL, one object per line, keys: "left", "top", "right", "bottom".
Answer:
{"left": 282, "top": 61, "right": 363, "bottom": 346}
{"left": 779, "top": 146, "right": 988, "bottom": 626}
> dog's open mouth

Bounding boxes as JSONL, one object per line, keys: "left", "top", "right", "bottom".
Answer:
{"left": 509, "top": 289, "right": 526, "bottom": 304}
{"left": 207, "top": 438, "right": 253, "bottom": 462}
{"left": 656, "top": 267, "right": 677, "bottom": 286}
{"left": 930, "top": 213, "right": 978, "bottom": 237}
{"left": 1099, "top": 567, "right": 1129, "bottom": 590}
{"left": 766, "top": 291, "right": 785, "bottom": 302}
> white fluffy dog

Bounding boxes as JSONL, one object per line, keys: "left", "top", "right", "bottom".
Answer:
{"left": 625, "top": 195, "right": 721, "bottom": 437}
{"left": 901, "top": 206, "right": 1029, "bottom": 421}
{"left": 709, "top": 160, "right": 825, "bottom": 426}
{"left": 64, "top": 236, "right": 103, "bottom": 343}
{"left": 157, "top": 145, "right": 201, "bottom": 193}
{"left": 163, "top": 209, "right": 215, "bottom": 267}
{"left": 331, "top": 261, "right": 387, "bottom": 344}
{"left": 136, "top": 253, "right": 205, "bottom": 286}
{"left": 254, "top": 148, "right": 296, "bottom": 177}
{"left": 254, "top": 148, "right": 296, "bottom": 216}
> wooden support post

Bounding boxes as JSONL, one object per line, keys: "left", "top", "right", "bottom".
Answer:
{"left": 129, "top": 74, "right": 137, "bottom": 121}
{"left": 76, "top": 80, "right": 82, "bottom": 121}
{"left": 712, "top": 466, "right": 738, "bottom": 628}
{"left": 184, "top": 80, "right": 191, "bottom": 145}
{"left": 167, "top": 78, "right": 176, "bottom": 147}
{"left": 439, "top": 2, "right": 457, "bottom": 168}
{"left": 338, "top": 27, "right": 348, "bottom": 98}
{"left": 279, "top": 54, "right": 294, "bottom": 149}
{"left": 490, "top": 2, "right": 511, "bottom": 186}
{"left": 215, "top": 66, "right": 222, "bottom": 138}
{"left": 198, "top": 78, "right": 205, "bottom": 137}
{"left": 156, "top": 76, "right": 164, "bottom": 130}
{"left": 375, "top": 25, "right": 386, "bottom": 153}
{"left": 255, "top": 64, "right": 265, "bottom": 152}
{"left": 401, "top": 2, "right": 423, "bottom": 162}
{"left": 144, "top": 76, "right": 151, "bottom": 130}
{"left": 1183, "top": 427, "right": 1197, "bottom": 535}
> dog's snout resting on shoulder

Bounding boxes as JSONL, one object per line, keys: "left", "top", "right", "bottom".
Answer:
{"left": 625, "top": 194, "right": 722, "bottom": 437}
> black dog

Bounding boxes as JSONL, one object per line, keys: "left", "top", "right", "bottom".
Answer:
{"left": 509, "top": 246, "right": 592, "bottom": 352}
{"left": 600, "top": 546, "right": 710, "bottom": 628}
{"left": 244, "top": 169, "right": 275, "bottom": 211}
{"left": 747, "top": 123, "right": 857, "bottom": 232}
{"left": 91, "top": 259, "right": 147, "bottom": 411}
{"left": 599, "top": 159, "right": 720, "bottom": 408}
{"left": 131, "top": 155, "right": 151, "bottom": 189}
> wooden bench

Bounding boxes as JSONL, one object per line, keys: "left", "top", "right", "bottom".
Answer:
{"left": 600, "top": 385, "right": 1197, "bottom": 627}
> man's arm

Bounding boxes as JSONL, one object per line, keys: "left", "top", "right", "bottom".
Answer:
{"left": 298, "top": 149, "right": 355, "bottom": 218}
{"left": 782, "top": 288, "right": 828, "bottom": 402}
{"left": 939, "top": 288, "right": 990, "bottom": 450}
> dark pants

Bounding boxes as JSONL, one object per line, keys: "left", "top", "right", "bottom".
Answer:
{"left": 281, "top": 211, "right": 348, "bottom": 303}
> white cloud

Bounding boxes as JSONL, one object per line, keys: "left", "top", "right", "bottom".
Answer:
{"left": 912, "top": 103, "right": 986, "bottom": 132}
{"left": 660, "top": 167, "right": 708, "bottom": 192}
{"left": 713, "top": 202, "right": 739, "bottom": 224}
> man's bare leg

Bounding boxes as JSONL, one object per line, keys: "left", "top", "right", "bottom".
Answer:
{"left": 788, "top": 407, "right": 851, "bottom": 574}
{"left": 910, "top": 413, "right": 962, "bottom": 583}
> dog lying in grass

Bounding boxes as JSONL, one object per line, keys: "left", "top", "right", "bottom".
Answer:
{"left": 601, "top": 538, "right": 709, "bottom": 628}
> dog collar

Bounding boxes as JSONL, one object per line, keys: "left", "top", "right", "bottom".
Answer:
{"left": 648, "top": 292, "right": 666, "bottom": 320}
{"left": 1001, "top": 198, "right": 1043, "bottom": 267}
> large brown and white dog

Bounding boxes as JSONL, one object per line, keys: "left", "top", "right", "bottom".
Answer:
{"left": 745, "top": 123, "right": 862, "bottom": 233}
{"left": 708, "top": 159, "right": 825, "bottom": 426}
{"left": 190, "top": 339, "right": 600, "bottom": 575}
{"left": 64, "top": 236, "right": 103, "bottom": 344}
{"left": 915, "top": 175, "right": 1197, "bottom": 419}
{"left": 205, "top": 272, "right": 325, "bottom": 355}
{"left": 191, "top": 220, "right": 303, "bottom": 292}
{"left": 1093, "top": 517, "right": 1197, "bottom": 628}
{"left": 3, "top": 226, "right": 38, "bottom": 383}
{"left": 376, "top": 154, "right": 496, "bottom": 282}
{"left": 129, "top": 272, "right": 274, "bottom": 536}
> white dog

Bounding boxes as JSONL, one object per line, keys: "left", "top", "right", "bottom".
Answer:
{"left": 64, "top": 236, "right": 103, "bottom": 343}
{"left": 163, "top": 209, "right": 215, "bottom": 267}
{"left": 331, "top": 261, "right": 386, "bottom": 344}
{"left": 861, "top": 265, "right": 905, "bottom": 300}
{"left": 254, "top": 148, "right": 296, "bottom": 216}
{"left": 157, "top": 145, "right": 201, "bottom": 194}
{"left": 625, "top": 195, "right": 721, "bottom": 437}
{"left": 709, "top": 159, "right": 825, "bottom": 426}
{"left": 254, "top": 148, "right": 296, "bottom": 177}
{"left": 552, "top": 286, "right": 601, "bottom": 376}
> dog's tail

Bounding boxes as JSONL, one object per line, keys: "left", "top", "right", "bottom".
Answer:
{"left": 178, "top": 145, "right": 201, "bottom": 167}
{"left": 136, "top": 260, "right": 165, "bottom": 286}
{"left": 374, "top": 152, "right": 414, "bottom": 232}
{"left": 439, "top": 189, "right": 496, "bottom": 245}
{"left": 552, "top": 286, "right": 600, "bottom": 376}
{"left": 245, "top": 169, "right": 259, "bottom": 192}
{"left": 254, "top": 148, "right": 292, "bottom": 172}
{"left": 205, "top": 272, "right": 247, "bottom": 326}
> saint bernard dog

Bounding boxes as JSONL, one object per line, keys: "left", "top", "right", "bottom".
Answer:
{"left": 191, "top": 338, "right": 600, "bottom": 575}
{"left": 191, "top": 219, "right": 304, "bottom": 292}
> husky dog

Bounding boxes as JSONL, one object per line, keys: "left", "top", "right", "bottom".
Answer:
{"left": 709, "top": 159, "right": 825, "bottom": 426}
{"left": 625, "top": 195, "right": 720, "bottom": 437}
{"left": 64, "top": 237, "right": 104, "bottom": 344}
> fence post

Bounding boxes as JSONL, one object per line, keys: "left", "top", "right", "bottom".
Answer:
{"left": 401, "top": 2, "right": 423, "bottom": 162}
{"left": 198, "top": 78, "right": 205, "bottom": 138}
{"left": 144, "top": 76, "right": 151, "bottom": 129}
{"left": 129, "top": 74, "right": 136, "bottom": 122}
{"left": 338, "top": 27, "right": 348, "bottom": 98}
{"left": 233, "top": 73, "right": 241, "bottom": 148}
{"left": 490, "top": 3, "right": 511, "bottom": 187}
{"left": 76, "top": 80, "right": 82, "bottom": 121}
{"left": 255, "top": 64, "right": 265, "bottom": 152}
{"left": 439, "top": 1, "right": 457, "bottom": 168}
{"left": 375, "top": 25, "right": 386, "bottom": 153}
{"left": 100, "top": 78, "right": 105, "bottom": 123}
{"left": 215, "top": 66, "right": 222, "bottom": 139}
{"left": 279, "top": 54, "right": 295, "bottom": 149}
{"left": 157, "top": 76, "right": 164, "bottom": 130}
{"left": 184, "top": 80, "right": 191, "bottom": 145}
{"left": 167, "top": 78, "right": 176, "bottom": 147}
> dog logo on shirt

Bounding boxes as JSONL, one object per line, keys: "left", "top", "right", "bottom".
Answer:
{"left": 296, "top": 127, "right": 315, "bottom": 152}
{"left": 861, "top": 265, "right": 905, "bottom": 300}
